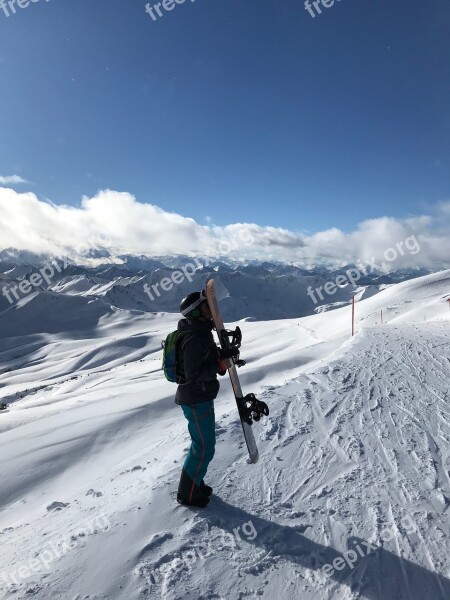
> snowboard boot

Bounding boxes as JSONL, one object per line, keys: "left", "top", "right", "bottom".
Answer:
{"left": 200, "top": 480, "right": 213, "bottom": 497}
{"left": 177, "top": 469, "right": 210, "bottom": 508}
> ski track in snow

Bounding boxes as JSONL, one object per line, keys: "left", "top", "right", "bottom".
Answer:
{"left": 0, "top": 273, "right": 449, "bottom": 599}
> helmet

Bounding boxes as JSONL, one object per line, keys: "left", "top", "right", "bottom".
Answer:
{"left": 180, "top": 291, "right": 207, "bottom": 319}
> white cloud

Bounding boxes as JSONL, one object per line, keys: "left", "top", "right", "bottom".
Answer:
{"left": 0, "top": 186, "right": 448, "bottom": 270}
{"left": 0, "top": 175, "right": 29, "bottom": 186}
{"left": 438, "top": 200, "right": 450, "bottom": 216}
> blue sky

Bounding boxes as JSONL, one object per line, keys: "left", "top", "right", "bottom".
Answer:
{"left": 0, "top": 0, "right": 449, "bottom": 234}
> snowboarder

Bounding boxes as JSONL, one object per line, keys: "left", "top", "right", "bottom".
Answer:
{"left": 175, "top": 291, "right": 237, "bottom": 508}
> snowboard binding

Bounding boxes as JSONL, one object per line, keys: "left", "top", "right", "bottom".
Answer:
{"left": 237, "top": 393, "right": 270, "bottom": 426}
{"left": 218, "top": 327, "right": 246, "bottom": 367}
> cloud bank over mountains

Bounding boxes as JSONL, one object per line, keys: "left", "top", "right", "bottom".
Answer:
{"left": 0, "top": 186, "right": 449, "bottom": 270}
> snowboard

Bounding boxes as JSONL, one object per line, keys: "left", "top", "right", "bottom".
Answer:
{"left": 205, "top": 278, "right": 269, "bottom": 464}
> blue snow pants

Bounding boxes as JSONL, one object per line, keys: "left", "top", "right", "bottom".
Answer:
{"left": 181, "top": 400, "right": 216, "bottom": 486}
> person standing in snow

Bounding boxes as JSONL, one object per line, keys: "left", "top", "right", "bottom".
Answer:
{"left": 175, "top": 291, "right": 238, "bottom": 508}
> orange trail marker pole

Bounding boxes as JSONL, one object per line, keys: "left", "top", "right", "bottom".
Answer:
{"left": 352, "top": 296, "right": 355, "bottom": 337}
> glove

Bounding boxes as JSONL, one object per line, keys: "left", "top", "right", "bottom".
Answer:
{"left": 217, "top": 358, "right": 230, "bottom": 376}
{"left": 218, "top": 346, "right": 240, "bottom": 360}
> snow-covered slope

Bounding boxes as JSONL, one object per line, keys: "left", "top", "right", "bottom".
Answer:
{"left": 0, "top": 270, "right": 448, "bottom": 599}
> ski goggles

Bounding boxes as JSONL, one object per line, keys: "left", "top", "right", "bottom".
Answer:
{"left": 181, "top": 291, "right": 207, "bottom": 317}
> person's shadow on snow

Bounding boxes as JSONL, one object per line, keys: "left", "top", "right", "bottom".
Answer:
{"left": 205, "top": 497, "right": 450, "bottom": 600}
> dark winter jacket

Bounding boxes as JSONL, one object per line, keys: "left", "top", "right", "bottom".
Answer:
{"left": 175, "top": 318, "right": 220, "bottom": 406}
